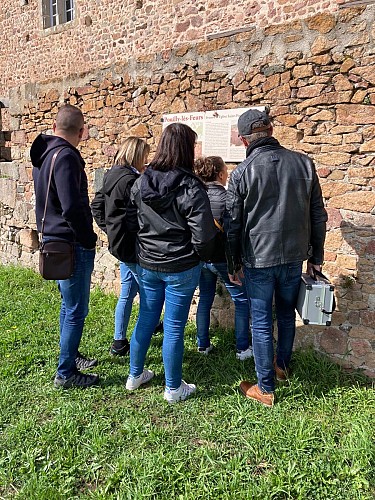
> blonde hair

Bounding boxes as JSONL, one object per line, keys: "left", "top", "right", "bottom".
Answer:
{"left": 114, "top": 137, "right": 150, "bottom": 172}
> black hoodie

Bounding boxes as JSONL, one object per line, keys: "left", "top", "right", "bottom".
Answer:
{"left": 91, "top": 165, "right": 139, "bottom": 263}
{"left": 31, "top": 134, "right": 97, "bottom": 249}
{"left": 131, "top": 167, "right": 217, "bottom": 272}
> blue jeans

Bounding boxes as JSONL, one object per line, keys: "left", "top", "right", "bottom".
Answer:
{"left": 196, "top": 262, "right": 251, "bottom": 351}
{"left": 244, "top": 262, "right": 302, "bottom": 393}
{"left": 114, "top": 262, "right": 139, "bottom": 340}
{"left": 57, "top": 244, "right": 95, "bottom": 378}
{"left": 130, "top": 263, "right": 201, "bottom": 389}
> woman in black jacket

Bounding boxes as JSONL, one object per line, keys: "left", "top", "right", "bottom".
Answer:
{"left": 194, "top": 156, "right": 252, "bottom": 360}
{"left": 125, "top": 123, "right": 217, "bottom": 403}
{"left": 91, "top": 137, "right": 151, "bottom": 356}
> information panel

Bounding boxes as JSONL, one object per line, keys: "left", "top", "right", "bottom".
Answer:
{"left": 162, "top": 106, "right": 265, "bottom": 162}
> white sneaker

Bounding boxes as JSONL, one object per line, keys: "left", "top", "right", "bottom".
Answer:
{"left": 163, "top": 380, "right": 196, "bottom": 403}
{"left": 125, "top": 369, "right": 154, "bottom": 390}
{"left": 236, "top": 347, "right": 254, "bottom": 360}
{"left": 197, "top": 344, "right": 214, "bottom": 355}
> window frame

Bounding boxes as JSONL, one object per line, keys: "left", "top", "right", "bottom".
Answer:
{"left": 42, "top": 0, "right": 75, "bottom": 29}
{"left": 338, "top": 0, "right": 375, "bottom": 7}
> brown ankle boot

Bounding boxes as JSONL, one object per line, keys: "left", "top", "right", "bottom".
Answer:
{"left": 239, "top": 381, "right": 274, "bottom": 407}
{"left": 273, "top": 356, "right": 291, "bottom": 382}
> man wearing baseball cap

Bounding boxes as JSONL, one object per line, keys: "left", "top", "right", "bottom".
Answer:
{"left": 225, "top": 108, "right": 327, "bottom": 406}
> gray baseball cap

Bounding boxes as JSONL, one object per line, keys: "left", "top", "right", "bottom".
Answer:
{"left": 237, "top": 109, "right": 271, "bottom": 136}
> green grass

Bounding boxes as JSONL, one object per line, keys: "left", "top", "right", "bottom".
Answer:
{"left": 0, "top": 264, "right": 374, "bottom": 499}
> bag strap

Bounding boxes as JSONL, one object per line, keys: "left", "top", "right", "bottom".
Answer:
{"left": 39, "top": 147, "right": 65, "bottom": 243}
{"left": 214, "top": 218, "right": 224, "bottom": 233}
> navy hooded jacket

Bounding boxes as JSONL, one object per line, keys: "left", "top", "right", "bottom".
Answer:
{"left": 31, "top": 133, "right": 97, "bottom": 249}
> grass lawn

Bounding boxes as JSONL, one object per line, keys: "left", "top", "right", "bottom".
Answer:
{"left": 0, "top": 264, "right": 374, "bottom": 499}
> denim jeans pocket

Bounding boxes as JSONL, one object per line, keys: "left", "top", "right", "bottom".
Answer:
{"left": 137, "top": 266, "right": 152, "bottom": 281}
{"left": 248, "top": 266, "right": 274, "bottom": 284}
{"left": 285, "top": 261, "right": 303, "bottom": 284}
{"left": 166, "top": 265, "right": 201, "bottom": 286}
{"left": 74, "top": 246, "right": 95, "bottom": 269}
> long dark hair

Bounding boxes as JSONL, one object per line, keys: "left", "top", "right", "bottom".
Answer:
{"left": 149, "top": 123, "right": 197, "bottom": 172}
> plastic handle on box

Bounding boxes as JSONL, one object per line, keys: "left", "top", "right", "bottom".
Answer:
{"left": 312, "top": 269, "right": 330, "bottom": 283}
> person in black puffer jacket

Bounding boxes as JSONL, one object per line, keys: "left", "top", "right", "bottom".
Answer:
{"left": 91, "top": 137, "right": 164, "bottom": 357}
{"left": 194, "top": 156, "right": 252, "bottom": 360}
{"left": 125, "top": 123, "right": 217, "bottom": 403}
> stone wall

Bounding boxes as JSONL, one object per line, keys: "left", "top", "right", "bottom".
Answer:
{"left": 0, "top": 0, "right": 344, "bottom": 98}
{"left": 0, "top": 5, "right": 374, "bottom": 376}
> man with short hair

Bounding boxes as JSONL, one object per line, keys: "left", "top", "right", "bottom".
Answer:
{"left": 226, "top": 108, "right": 327, "bottom": 406}
{"left": 31, "top": 104, "right": 99, "bottom": 388}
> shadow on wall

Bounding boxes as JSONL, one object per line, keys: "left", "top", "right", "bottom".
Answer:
{"left": 0, "top": 101, "right": 12, "bottom": 162}
{"left": 338, "top": 219, "right": 375, "bottom": 364}
{"left": 294, "top": 216, "right": 375, "bottom": 377}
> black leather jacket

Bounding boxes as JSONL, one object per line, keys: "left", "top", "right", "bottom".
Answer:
{"left": 225, "top": 137, "right": 327, "bottom": 274}
{"left": 131, "top": 167, "right": 217, "bottom": 272}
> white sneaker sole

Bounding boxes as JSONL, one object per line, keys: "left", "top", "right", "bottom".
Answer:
{"left": 236, "top": 348, "right": 254, "bottom": 361}
{"left": 125, "top": 369, "right": 154, "bottom": 390}
{"left": 163, "top": 382, "right": 196, "bottom": 403}
{"left": 197, "top": 345, "right": 213, "bottom": 355}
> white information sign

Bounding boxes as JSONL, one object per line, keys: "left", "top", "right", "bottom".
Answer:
{"left": 162, "top": 106, "right": 265, "bottom": 162}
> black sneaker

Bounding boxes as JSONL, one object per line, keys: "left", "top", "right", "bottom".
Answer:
{"left": 54, "top": 371, "right": 99, "bottom": 389}
{"left": 109, "top": 339, "right": 130, "bottom": 357}
{"left": 75, "top": 351, "right": 98, "bottom": 370}
{"left": 153, "top": 320, "right": 164, "bottom": 335}
{"left": 198, "top": 344, "right": 214, "bottom": 355}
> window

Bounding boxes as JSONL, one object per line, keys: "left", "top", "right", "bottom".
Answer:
{"left": 65, "top": 0, "right": 74, "bottom": 22}
{"left": 42, "top": 0, "right": 75, "bottom": 29}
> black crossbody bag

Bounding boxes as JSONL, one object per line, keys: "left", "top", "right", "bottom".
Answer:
{"left": 38, "top": 148, "right": 75, "bottom": 280}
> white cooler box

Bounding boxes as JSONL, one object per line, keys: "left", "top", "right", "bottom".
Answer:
{"left": 296, "top": 271, "right": 335, "bottom": 326}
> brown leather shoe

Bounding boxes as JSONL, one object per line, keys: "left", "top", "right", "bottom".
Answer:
{"left": 273, "top": 356, "right": 291, "bottom": 382}
{"left": 239, "top": 381, "right": 274, "bottom": 407}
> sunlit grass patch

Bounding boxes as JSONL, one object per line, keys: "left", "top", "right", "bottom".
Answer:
{"left": 0, "top": 265, "right": 374, "bottom": 499}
